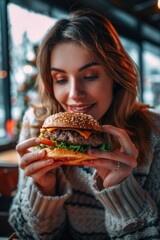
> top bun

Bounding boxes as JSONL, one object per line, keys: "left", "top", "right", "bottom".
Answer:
{"left": 42, "top": 112, "right": 102, "bottom": 132}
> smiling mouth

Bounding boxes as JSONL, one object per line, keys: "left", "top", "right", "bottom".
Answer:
{"left": 68, "top": 104, "right": 95, "bottom": 112}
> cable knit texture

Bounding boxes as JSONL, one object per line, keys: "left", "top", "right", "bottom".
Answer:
{"left": 9, "top": 107, "right": 160, "bottom": 240}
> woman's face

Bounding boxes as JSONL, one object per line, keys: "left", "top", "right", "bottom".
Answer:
{"left": 50, "top": 42, "right": 113, "bottom": 121}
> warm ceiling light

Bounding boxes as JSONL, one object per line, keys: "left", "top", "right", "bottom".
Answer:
{"left": 158, "top": 0, "right": 160, "bottom": 9}
{"left": 0, "top": 70, "right": 7, "bottom": 79}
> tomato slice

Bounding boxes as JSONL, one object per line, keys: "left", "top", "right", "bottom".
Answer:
{"left": 39, "top": 137, "right": 56, "bottom": 147}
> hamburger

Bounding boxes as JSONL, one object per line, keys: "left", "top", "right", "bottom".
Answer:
{"left": 39, "top": 112, "right": 111, "bottom": 165}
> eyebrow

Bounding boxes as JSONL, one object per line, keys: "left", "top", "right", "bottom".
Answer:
{"left": 50, "top": 62, "right": 99, "bottom": 73}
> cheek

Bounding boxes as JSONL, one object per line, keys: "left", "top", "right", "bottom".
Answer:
{"left": 53, "top": 86, "right": 66, "bottom": 103}
{"left": 93, "top": 81, "right": 113, "bottom": 102}
{"left": 99, "top": 91, "right": 113, "bottom": 107}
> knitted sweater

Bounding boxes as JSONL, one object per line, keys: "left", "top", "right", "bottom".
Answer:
{"left": 9, "top": 107, "right": 160, "bottom": 240}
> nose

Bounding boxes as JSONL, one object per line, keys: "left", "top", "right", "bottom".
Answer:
{"left": 69, "top": 77, "right": 85, "bottom": 100}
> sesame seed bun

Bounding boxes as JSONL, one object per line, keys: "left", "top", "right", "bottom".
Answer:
{"left": 42, "top": 112, "right": 102, "bottom": 132}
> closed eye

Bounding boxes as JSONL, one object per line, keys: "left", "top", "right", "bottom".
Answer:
{"left": 55, "top": 78, "right": 68, "bottom": 84}
{"left": 84, "top": 75, "right": 98, "bottom": 80}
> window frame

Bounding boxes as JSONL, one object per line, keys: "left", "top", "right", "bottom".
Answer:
{"left": 0, "top": 0, "right": 11, "bottom": 125}
{"left": 0, "top": 0, "right": 12, "bottom": 149}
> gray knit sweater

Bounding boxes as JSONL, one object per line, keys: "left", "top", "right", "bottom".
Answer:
{"left": 9, "top": 107, "right": 160, "bottom": 240}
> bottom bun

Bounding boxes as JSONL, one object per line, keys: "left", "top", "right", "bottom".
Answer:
{"left": 45, "top": 148, "right": 96, "bottom": 165}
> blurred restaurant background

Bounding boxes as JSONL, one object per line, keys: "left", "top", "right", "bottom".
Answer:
{"left": 0, "top": 0, "right": 160, "bottom": 237}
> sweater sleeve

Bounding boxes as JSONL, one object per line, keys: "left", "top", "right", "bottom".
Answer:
{"left": 9, "top": 167, "right": 72, "bottom": 239}
{"left": 91, "top": 143, "right": 160, "bottom": 239}
{"left": 9, "top": 108, "right": 72, "bottom": 239}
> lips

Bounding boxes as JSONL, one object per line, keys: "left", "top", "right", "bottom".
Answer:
{"left": 68, "top": 104, "right": 95, "bottom": 112}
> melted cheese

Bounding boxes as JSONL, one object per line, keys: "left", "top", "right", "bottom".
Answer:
{"left": 74, "top": 129, "right": 92, "bottom": 139}
{"left": 40, "top": 128, "right": 46, "bottom": 133}
{"left": 40, "top": 127, "right": 92, "bottom": 139}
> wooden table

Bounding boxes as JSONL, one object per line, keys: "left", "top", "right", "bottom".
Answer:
{"left": 0, "top": 149, "right": 18, "bottom": 237}
{"left": 0, "top": 149, "right": 18, "bottom": 196}
{"left": 0, "top": 150, "right": 18, "bottom": 167}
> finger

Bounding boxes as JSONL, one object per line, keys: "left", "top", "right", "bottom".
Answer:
{"left": 84, "top": 158, "right": 118, "bottom": 171}
{"left": 24, "top": 159, "right": 62, "bottom": 177}
{"left": 20, "top": 149, "right": 47, "bottom": 169}
{"left": 16, "top": 137, "right": 41, "bottom": 157}
{"left": 103, "top": 166, "right": 131, "bottom": 188}
{"left": 87, "top": 149, "right": 137, "bottom": 167}
{"left": 95, "top": 168, "right": 110, "bottom": 181}
{"left": 102, "top": 125, "right": 138, "bottom": 157}
{"left": 84, "top": 157, "right": 134, "bottom": 170}
{"left": 34, "top": 161, "right": 62, "bottom": 178}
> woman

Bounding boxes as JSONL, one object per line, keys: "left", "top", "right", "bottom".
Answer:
{"left": 9, "top": 9, "right": 160, "bottom": 240}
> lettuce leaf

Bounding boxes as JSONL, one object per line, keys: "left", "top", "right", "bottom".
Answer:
{"left": 40, "top": 138, "right": 111, "bottom": 153}
{"left": 39, "top": 131, "right": 111, "bottom": 152}
{"left": 55, "top": 141, "right": 91, "bottom": 153}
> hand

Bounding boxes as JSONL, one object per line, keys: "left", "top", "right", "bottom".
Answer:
{"left": 16, "top": 137, "right": 63, "bottom": 195}
{"left": 84, "top": 125, "right": 138, "bottom": 188}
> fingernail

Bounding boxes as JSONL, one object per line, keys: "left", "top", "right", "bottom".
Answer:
{"left": 35, "top": 138, "right": 40, "bottom": 143}
{"left": 46, "top": 159, "right": 54, "bottom": 164}
{"left": 38, "top": 150, "right": 45, "bottom": 156}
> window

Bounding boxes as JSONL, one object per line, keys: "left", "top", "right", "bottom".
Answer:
{"left": 121, "top": 37, "right": 139, "bottom": 66}
{"left": 0, "top": 1, "right": 6, "bottom": 139}
{"left": 8, "top": 4, "right": 56, "bottom": 137}
{"left": 0, "top": 3, "right": 56, "bottom": 144}
{"left": 142, "top": 43, "right": 160, "bottom": 111}
{"left": 120, "top": 37, "right": 141, "bottom": 99}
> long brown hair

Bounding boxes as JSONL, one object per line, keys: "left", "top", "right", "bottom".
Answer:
{"left": 36, "top": 9, "right": 155, "bottom": 165}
